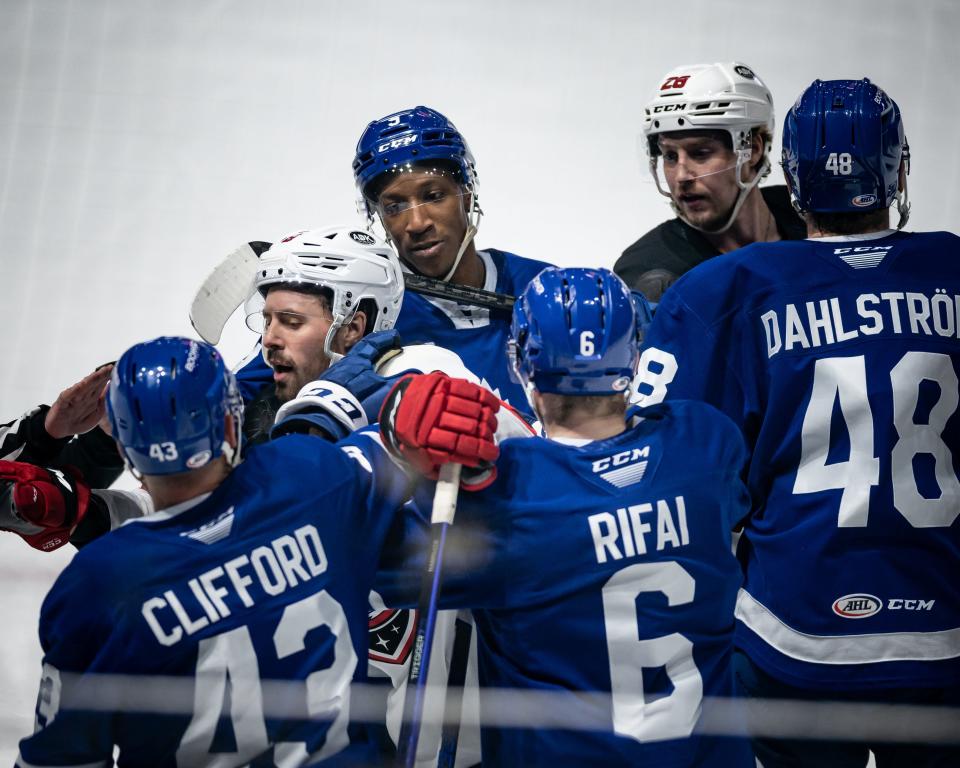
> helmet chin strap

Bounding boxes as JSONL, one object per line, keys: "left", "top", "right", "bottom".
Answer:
{"left": 650, "top": 151, "right": 770, "bottom": 236}
{"left": 440, "top": 194, "right": 484, "bottom": 283}
{"left": 323, "top": 314, "right": 348, "bottom": 364}
{"left": 895, "top": 176, "right": 910, "bottom": 230}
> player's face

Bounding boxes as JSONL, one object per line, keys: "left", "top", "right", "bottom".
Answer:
{"left": 658, "top": 133, "right": 740, "bottom": 232}
{"left": 260, "top": 289, "right": 341, "bottom": 402}
{"left": 376, "top": 172, "right": 470, "bottom": 277}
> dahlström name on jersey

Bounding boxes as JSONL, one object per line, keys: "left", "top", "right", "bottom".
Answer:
{"left": 761, "top": 289, "right": 960, "bottom": 359}
{"left": 588, "top": 495, "right": 690, "bottom": 565}
{"left": 141, "top": 524, "right": 329, "bottom": 646}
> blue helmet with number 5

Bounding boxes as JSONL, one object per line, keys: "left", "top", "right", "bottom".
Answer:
{"left": 107, "top": 337, "right": 243, "bottom": 476}
{"left": 509, "top": 268, "right": 640, "bottom": 396}
{"left": 782, "top": 78, "right": 909, "bottom": 221}
{"left": 353, "top": 106, "right": 477, "bottom": 212}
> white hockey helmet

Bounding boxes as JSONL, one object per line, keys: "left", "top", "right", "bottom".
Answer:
{"left": 250, "top": 225, "right": 404, "bottom": 363}
{"left": 643, "top": 62, "right": 775, "bottom": 232}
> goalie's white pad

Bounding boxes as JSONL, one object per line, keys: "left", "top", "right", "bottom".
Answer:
{"left": 189, "top": 243, "right": 262, "bottom": 344}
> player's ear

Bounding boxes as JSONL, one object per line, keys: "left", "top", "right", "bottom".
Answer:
{"left": 338, "top": 310, "right": 368, "bottom": 353}
{"left": 749, "top": 129, "right": 765, "bottom": 171}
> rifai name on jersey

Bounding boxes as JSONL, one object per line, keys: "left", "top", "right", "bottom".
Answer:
{"left": 142, "top": 524, "right": 328, "bottom": 646}
{"left": 761, "top": 288, "right": 960, "bottom": 359}
{"left": 588, "top": 495, "right": 690, "bottom": 565}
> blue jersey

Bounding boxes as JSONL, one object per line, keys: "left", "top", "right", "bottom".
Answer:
{"left": 17, "top": 432, "right": 411, "bottom": 768}
{"left": 638, "top": 230, "right": 960, "bottom": 690}
{"left": 234, "top": 249, "right": 551, "bottom": 417}
{"left": 379, "top": 401, "right": 752, "bottom": 767}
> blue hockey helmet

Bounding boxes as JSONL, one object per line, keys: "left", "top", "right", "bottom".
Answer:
{"left": 107, "top": 337, "right": 243, "bottom": 476}
{"left": 782, "top": 79, "right": 909, "bottom": 222}
{"left": 509, "top": 268, "right": 640, "bottom": 396}
{"left": 352, "top": 106, "right": 477, "bottom": 210}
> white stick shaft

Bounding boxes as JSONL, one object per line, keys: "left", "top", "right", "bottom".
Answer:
{"left": 431, "top": 464, "right": 462, "bottom": 525}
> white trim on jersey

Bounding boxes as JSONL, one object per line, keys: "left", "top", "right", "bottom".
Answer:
{"left": 736, "top": 589, "right": 960, "bottom": 664}
{"left": 807, "top": 229, "right": 897, "bottom": 243}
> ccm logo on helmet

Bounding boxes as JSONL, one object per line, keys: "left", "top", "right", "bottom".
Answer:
{"left": 652, "top": 104, "right": 686, "bottom": 113}
{"left": 377, "top": 134, "right": 418, "bottom": 153}
{"left": 660, "top": 75, "right": 690, "bottom": 91}
{"left": 832, "top": 594, "right": 881, "bottom": 619}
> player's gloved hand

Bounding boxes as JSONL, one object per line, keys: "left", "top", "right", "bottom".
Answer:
{"left": 379, "top": 372, "right": 500, "bottom": 490}
{"left": 0, "top": 461, "right": 90, "bottom": 551}
{"left": 272, "top": 330, "right": 408, "bottom": 441}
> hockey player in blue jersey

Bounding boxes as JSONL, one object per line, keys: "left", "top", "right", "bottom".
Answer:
{"left": 12, "top": 335, "right": 499, "bottom": 767}
{"left": 235, "top": 106, "right": 552, "bottom": 417}
{"left": 378, "top": 267, "right": 754, "bottom": 767}
{"left": 637, "top": 79, "right": 960, "bottom": 766}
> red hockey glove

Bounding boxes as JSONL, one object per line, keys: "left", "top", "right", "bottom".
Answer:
{"left": 0, "top": 461, "right": 90, "bottom": 551}
{"left": 379, "top": 373, "right": 500, "bottom": 489}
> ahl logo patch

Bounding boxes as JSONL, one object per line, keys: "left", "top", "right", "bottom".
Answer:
{"left": 734, "top": 65, "right": 755, "bottom": 79}
{"left": 852, "top": 194, "right": 877, "bottom": 207}
{"left": 350, "top": 231, "right": 375, "bottom": 245}
{"left": 832, "top": 593, "right": 882, "bottom": 619}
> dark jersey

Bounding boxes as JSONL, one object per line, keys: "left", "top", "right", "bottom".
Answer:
{"left": 16, "top": 431, "right": 411, "bottom": 767}
{"left": 638, "top": 230, "right": 960, "bottom": 690}
{"left": 615, "top": 186, "right": 805, "bottom": 302}
{"left": 378, "top": 401, "right": 753, "bottom": 767}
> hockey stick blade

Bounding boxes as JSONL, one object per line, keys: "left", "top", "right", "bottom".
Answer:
{"left": 189, "top": 241, "right": 271, "bottom": 344}
{"left": 403, "top": 273, "right": 515, "bottom": 312}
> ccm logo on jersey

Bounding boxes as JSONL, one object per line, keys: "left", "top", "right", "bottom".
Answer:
{"left": 593, "top": 447, "right": 650, "bottom": 489}
{"left": 593, "top": 447, "right": 650, "bottom": 473}
{"left": 832, "top": 594, "right": 937, "bottom": 619}
{"left": 377, "top": 134, "right": 418, "bottom": 153}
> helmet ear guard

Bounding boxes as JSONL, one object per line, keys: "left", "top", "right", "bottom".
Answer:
{"left": 352, "top": 106, "right": 482, "bottom": 282}
{"left": 781, "top": 78, "right": 910, "bottom": 228}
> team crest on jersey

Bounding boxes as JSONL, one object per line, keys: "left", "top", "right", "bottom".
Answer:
{"left": 592, "top": 446, "right": 650, "bottom": 488}
{"left": 368, "top": 608, "right": 417, "bottom": 664}
{"left": 832, "top": 593, "right": 882, "bottom": 619}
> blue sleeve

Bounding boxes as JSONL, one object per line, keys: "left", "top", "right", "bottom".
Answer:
{"left": 333, "top": 429, "right": 417, "bottom": 534}
{"left": 17, "top": 561, "right": 116, "bottom": 767}
{"left": 233, "top": 341, "right": 273, "bottom": 404}
{"left": 372, "top": 481, "right": 511, "bottom": 610}
{"left": 637, "top": 282, "right": 748, "bottom": 424}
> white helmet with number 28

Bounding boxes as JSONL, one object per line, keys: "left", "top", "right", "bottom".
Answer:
{"left": 642, "top": 62, "right": 775, "bottom": 232}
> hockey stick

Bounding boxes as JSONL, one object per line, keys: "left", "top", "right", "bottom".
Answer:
{"left": 188, "top": 243, "right": 516, "bottom": 345}
{"left": 397, "top": 462, "right": 462, "bottom": 768}
{"left": 402, "top": 273, "right": 515, "bottom": 312}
